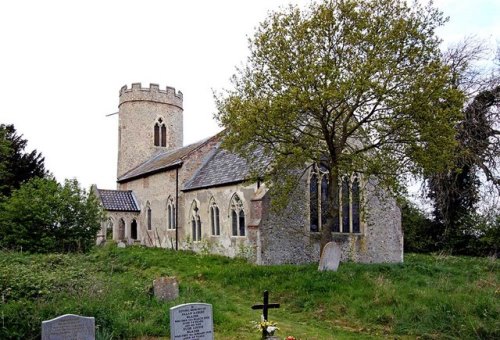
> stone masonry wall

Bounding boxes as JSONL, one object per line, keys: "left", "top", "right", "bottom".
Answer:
{"left": 117, "top": 83, "right": 183, "bottom": 178}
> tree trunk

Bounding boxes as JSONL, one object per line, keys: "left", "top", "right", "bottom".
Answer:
{"left": 320, "top": 167, "right": 340, "bottom": 254}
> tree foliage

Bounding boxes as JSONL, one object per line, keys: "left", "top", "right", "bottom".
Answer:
{"left": 216, "top": 0, "right": 463, "bottom": 248}
{"left": 0, "top": 124, "right": 47, "bottom": 199}
{"left": 0, "top": 177, "right": 103, "bottom": 253}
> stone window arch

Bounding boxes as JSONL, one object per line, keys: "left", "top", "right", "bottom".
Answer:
{"left": 230, "top": 193, "right": 245, "bottom": 236}
{"left": 167, "top": 196, "right": 176, "bottom": 230}
{"left": 146, "top": 201, "right": 152, "bottom": 230}
{"left": 190, "top": 200, "right": 201, "bottom": 241}
{"left": 154, "top": 117, "right": 167, "bottom": 147}
{"left": 209, "top": 196, "right": 220, "bottom": 236}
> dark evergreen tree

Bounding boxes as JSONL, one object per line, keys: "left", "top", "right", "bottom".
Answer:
{"left": 0, "top": 124, "right": 47, "bottom": 198}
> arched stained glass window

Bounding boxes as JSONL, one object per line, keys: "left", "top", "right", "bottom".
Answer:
{"left": 209, "top": 197, "right": 220, "bottom": 236}
{"left": 146, "top": 202, "right": 152, "bottom": 231}
{"left": 230, "top": 194, "right": 245, "bottom": 236}
{"left": 190, "top": 201, "right": 201, "bottom": 241}
{"left": 352, "top": 176, "right": 361, "bottom": 233}
{"left": 309, "top": 171, "right": 319, "bottom": 232}
{"left": 154, "top": 117, "right": 167, "bottom": 147}
{"left": 309, "top": 166, "right": 362, "bottom": 234}
{"left": 167, "top": 196, "right": 176, "bottom": 229}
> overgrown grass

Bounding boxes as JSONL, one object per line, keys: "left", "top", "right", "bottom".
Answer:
{"left": 1, "top": 245, "right": 498, "bottom": 339}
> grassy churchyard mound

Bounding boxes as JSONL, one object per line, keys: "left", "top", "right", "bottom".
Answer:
{"left": 0, "top": 245, "right": 498, "bottom": 339}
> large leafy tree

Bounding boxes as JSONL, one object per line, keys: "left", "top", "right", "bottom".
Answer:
{"left": 0, "top": 177, "right": 103, "bottom": 253}
{"left": 0, "top": 124, "right": 47, "bottom": 198}
{"left": 216, "top": 0, "right": 463, "bottom": 249}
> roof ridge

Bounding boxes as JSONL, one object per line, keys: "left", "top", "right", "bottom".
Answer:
{"left": 182, "top": 142, "right": 222, "bottom": 190}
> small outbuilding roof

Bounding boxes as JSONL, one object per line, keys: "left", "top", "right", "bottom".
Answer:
{"left": 96, "top": 189, "right": 140, "bottom": 212}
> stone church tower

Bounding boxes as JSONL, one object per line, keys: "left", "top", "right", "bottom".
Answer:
{"left": 117, "top": 83, "right": 183, "bottom": 177}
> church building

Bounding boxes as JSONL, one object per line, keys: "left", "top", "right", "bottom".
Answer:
{"left": 94, "top": 83, "right": 403, "bottom": 264}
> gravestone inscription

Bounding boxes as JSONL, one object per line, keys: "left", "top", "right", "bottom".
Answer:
{"left": 41, "top": 314, "right": 95, "bottom": 340}
{"left": 170, "top": 303, "right": 214, "bottom": 340}
{"left": 318, "top": 241, "right": 341, "bottom": 271}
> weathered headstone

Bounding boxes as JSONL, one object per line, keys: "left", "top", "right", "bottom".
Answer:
{"left": 318, "top": 241, "right": 341, "bottom": 271}
{"left": 117, "top": 241, "right": 126, "bottom": 248}
{"left": 170, "top": 303, "right": 214, "bottom": 340}
{"left": 153, "top": 276, "right": 179, "bottom": 301}
{"left": 42, "top": 314, "right": 95, "bottom": 340}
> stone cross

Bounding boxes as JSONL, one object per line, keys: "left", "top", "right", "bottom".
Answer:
{"left": 251, "top": 290, "right": 280, "bottom": 321}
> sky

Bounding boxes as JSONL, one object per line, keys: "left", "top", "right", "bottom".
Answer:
{"left": 0, "top": 0, "right": 499, "bottom": 190}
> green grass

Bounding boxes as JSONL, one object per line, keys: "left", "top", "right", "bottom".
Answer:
{"left": 0, "top": 245, "right": 498, "bottom": 339}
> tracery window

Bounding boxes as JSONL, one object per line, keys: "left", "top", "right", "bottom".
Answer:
{"left": 309, "top": 165, "right": 361, "bottom": 233}
{"left": 209, "top": 197, "right": 220, "bottom": 236}
{"left": 230, "top": 194, "right": 245, "bottom": 236}
{"left": 190, "top": 201, "right": 202, "bottom": 241}
{"left": 154, "top": 117, "right": 167, "bottom": 147}
{"left": 167, "top": 196, "right": 176, "bottom": 230}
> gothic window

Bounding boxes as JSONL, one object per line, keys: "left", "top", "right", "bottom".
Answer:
{"left": 190, "top": 201, "right": 201, "bottom": 241}
{"left": 146, "top": 202, "right": 152, "bottom": 230}
{"left": 230, "top": 194, "right": 245, "bottom": 236}
{"left": 154, "top": 117, "right": 167, "bottom": 147}
{"left": 167, "top": 196, "right": 176, "bottom": 229}
{"left": 309, "top": 171, "right": 319, "bottom": 232}
{"left": 131, "top": 219, "right": 138, "bottom": 240}
{"left": 309, "top": 166, "right": 361, "bottom": 234}
{"left": 106, "top": 218, "right": 113, "bottom": 240}
{"left": 209, "top": 197, "right": 220, "bottom": 236}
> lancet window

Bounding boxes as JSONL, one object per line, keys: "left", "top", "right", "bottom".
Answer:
{"left": 167, "top": 196, "right": 176, "bottom": 230}
{"left": 154, "top": 117, "right": 167, "bottom": 147}
{"left": 190, "top": 201, "right": 202, "bottom": 241}
{"left": 209, "top": 197, "right": 220, "bottom": 236}
{"left": 146, "top": 202, "right": 152, "bottom": 230}
{"left": 309, "top": 165, "right": 361, "bottom": 233}
{"left": 230, "top": 194, "right": 245, "bottom": 236}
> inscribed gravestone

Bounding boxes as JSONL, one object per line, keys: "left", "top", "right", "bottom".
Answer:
{"left": 42, "top": 314, "right": 95, "bottom": 340}
{"left": 318, "top": 241, "right": 341, "bottom": 271}
{"left": 153, "top": 276, "right": 179, "bottom": 301}
{"left": 170, "top": 303, "right": 214, "bottom": 340}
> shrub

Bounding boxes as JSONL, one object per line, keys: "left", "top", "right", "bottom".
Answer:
{"left": 0, "top": 177, "right": 103, "bottom": 253}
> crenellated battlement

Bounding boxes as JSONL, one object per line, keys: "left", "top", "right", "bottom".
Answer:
{"left": 119, "top": 83, "right": 183, "bottom": 108}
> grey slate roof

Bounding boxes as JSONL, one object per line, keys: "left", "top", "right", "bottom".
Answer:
{"left": 117, "top": 137, "right": 213, "bottom": 183}
{"left": 97, "top": 189, "right": 140, "bottom": 212}
{"left": 183, "top": 144, "right": 267, "bottom": 191}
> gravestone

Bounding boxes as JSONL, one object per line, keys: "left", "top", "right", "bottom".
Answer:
{"left": 170, "top": 303, "right": 214, "bottom": 340}
{"left": 318, "top": 241, "right": 341, "bottom": 271}
{"left": 153, "top": 276, "right": 179, "bottom": 301}
{"left": 42, "top": 314, "right": 95, "bottom": 340}
{"left": 117, "top": 241, "right": 126, "bottom": 248}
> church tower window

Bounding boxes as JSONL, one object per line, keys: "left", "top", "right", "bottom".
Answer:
{"left": 230, "top": 194, "right": 245, "bottom": 236}
{"left": 167, "top": 196, "right": 176, "bottom": 229}
{"left": 209, "top": 197, "right": 220, "bottom": 236}
{"left": 190, "top": 201, "right": 201, "bottom": 241}
{"left": 154, "top": 117, "right": 167, "bottom": 147}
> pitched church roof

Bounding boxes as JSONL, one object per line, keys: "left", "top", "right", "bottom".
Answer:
{"left": 96, "top": 189, "right": 140, "bottom": 212}
{"left": 117, "top": 136, "right": 216, "bottom": 183}
{"left": 183, "top": 144, "right": 267, "bottom": 191}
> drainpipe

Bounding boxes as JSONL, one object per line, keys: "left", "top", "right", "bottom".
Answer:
{"left": 175, "top": 167, "right": 179, "bottom": 251}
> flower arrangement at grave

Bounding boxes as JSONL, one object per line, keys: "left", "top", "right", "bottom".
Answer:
{"left": 253, "top": 316, "right": 279, "bottom": 338}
